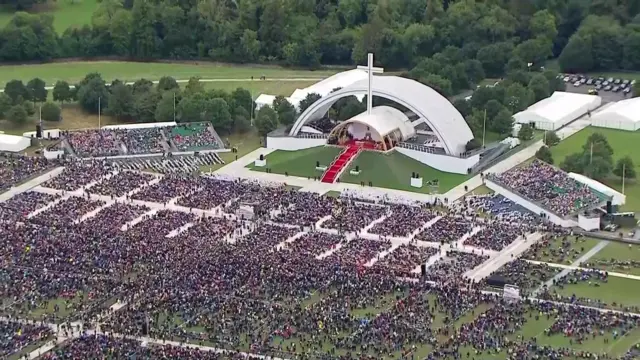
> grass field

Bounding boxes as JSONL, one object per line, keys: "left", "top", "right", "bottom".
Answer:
{"left": 551, "top": 275, "right": 640, "bottom": 309}
{"left": 585, "top": 241, "right": 640, "bottom": 276}
{"left": 247, "top": 146, "right": 342, "bottom": 178}
{"left": 0, "top": 0, "right": 99, "bottom": 33}
{"left": 340, "top": 151, "right": 469, "bottom": 194}
{"left": 524, "top": 236, "right": 601, "bottom": 264}
{"left": 550, "top": 127, "right": 640, "bottom": 212}
{"left": 0, "top": 61, "right": 336, "bottom": 87}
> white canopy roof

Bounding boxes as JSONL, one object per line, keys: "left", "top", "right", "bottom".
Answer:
{"left": 514, "top": 92, "right": 601, "bottom": 130}
{"left": 568, "top": 172, "right": 625, "bottom": 206}
{"left": 0, "top": 133, "right": 30, "bottom": 152}
{"left": 591, "top": 98, "right": 640, "bottom": 131}
{"left": 341, "top": 106, "right": 415, "bottom": 140}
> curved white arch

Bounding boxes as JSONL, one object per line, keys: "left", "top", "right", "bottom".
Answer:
{"left": 290, "top": 76, "right": 473, "bottom": 155}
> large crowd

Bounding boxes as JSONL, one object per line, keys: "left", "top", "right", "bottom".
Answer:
{"left": 170, "top": 123, "right": 221, "bottom": 151}
{"left": 490, "top": 160, "right": 603, "bottom": 216}
{"left": 0, "top": 153, "right": 60, "bottom": 191}
{"left": 0, "top": 156, "right": 638, "bottom": 359}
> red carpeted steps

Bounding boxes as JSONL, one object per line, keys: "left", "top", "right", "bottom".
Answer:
{"left": 321, "top": 145, "right": 360, "bottom": 183}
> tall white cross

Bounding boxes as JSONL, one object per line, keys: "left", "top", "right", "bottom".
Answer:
{"left": 356, "top": 53, "right": 384, "bottom": 114}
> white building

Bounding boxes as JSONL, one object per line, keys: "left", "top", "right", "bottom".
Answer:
{"left": 591, "top": 98, "right": 640, "bottom": 131}
{"left": 0, "top": 133, "right": 31, "bottom": 152}
{"left": 255, "top": 69, "right": 370, "bottom": 111}
{"left": 514, "top": 92, "right": 601, "bottom": 131}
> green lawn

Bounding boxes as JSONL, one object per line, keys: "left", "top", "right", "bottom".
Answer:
{"left": 203, "top": 80, "right": 317, "bottom": 98}
{"left": 0, "top": 61, "right": 335, "bottom": 87}
{"left": 551, "top": 276, "right": 640, "bottom": 309}
{"left": 585, "top": 241, "right": 640, "bottom": 276}
{"left": 523, "top": 236, "right": 601, "bottom": 264}
{"left": 339, "top": 150, "right": 469, "bottom": 194}
{"left": 550, "top": 127, "right": 640, "bottom": 212}
{"left": 0, "top": 0, "right": 99, "bottom": 33}
{"left": 247, "top": 146, "right": 342, "bottom": 178}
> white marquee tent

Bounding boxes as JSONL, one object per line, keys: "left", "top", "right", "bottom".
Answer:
{"left": 591, "top": 98, "right": 640, "bottom": 131}
{"left": 0, "top": 134, "right": 30, "bottom": 152}
{"left": 514, "top": 92, "right": 601, "bottom": 131}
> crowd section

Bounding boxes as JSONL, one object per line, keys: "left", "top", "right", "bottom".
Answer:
{"left": 485, "top": 259, "right": 558, "bottom": 292}
{"left": 0, "top": 154, "right": 59, "bottom": 190}
{"left": 368, "top": 204, "right": 436, "bottom": 237}
{"left": 0, "top": 191, "right": 59, "bottom": 220}
{"left": 425, "top": 251, "right": 488, "bottom": 282}
{"left": 65, "top": 130, "right": 121, "bottom": 157}
{"left": 117, "top": 128, "right": 166, "bottom": 154}
{"left": 88, "top": 171, "right": 155, "bottom": 197}
{"left": 490, "top": 160, "right": 602, "bottom": 216}
{"left": 0, "top": 320, "right": 51, "bottom": 358}
{"left": 32, "top": 196, "right": 105, "bottom": 226}
{"left": 465, "top": 194, "right": 532, "bottom": 218}
{"left": 414, "top": 216, "right": 474, "bottom": 244}
{"left": 285, "top": 232, "right": 344, "bottom": 257}
{"left": 524, "top": 234, "right": 592, "bottom": 263}
{"left": 322, "top": 203, "right": 387, "bottom": 232}
{"left": 464, "top": 222, "right": 530, "bottom": 251}
{"left": 373, "top": 244, "right": 438, "bottom": 276}
{"left": 2, "top": 159, "right": 640, "bottom": 359}
{"left": 42, "top": 161, "right": 112, "bottom": 191}
{"left": 170, "top": 123, "right": 221, "bottom": 151}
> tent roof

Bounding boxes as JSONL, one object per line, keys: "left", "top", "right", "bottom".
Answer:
{"left": 515, "top": 92, "right": 601, "bottom": 124}
{"left": 0, "top": 133, "right": 27, "bottom": 144}
{"left": 342, "top": 106, "right": 415, "bottom": 139}
{"left": 592, "top": 98, "right": 640, "bottom": 123}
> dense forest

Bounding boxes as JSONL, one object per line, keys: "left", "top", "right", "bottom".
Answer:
{"left": 0, "top": 0, "right": 639, "bottom": 73}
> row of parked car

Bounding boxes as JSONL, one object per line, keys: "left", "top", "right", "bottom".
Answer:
{"left": 562, "top": 74, "right": 635, "bottom": 94}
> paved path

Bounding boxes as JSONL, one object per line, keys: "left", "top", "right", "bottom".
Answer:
{"left": 532, "top": 240, "right": 609, "bottom": 296}
{"left": 466, "top": 232, "right": 543, "bottom": 281}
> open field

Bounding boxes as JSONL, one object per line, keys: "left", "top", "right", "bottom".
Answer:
{"left": 523, "top": 236, "right": 601, "bottom": 264}
{"left": 0, "top": 0, "right": 98, "bottom": 33}
{"left": 585, "top": 241, "right": 640, "bottom": 276}
{"left": 340, "top": 150, "right": 469, "bottom": 194}
{"left": 247, "top": 146, "right": 342, "bottom": 178}
{"left": 550, "top": 275, "right": 640, "bottom": 309}
{"left": 0, "top": 61, "right": 336, "bottom": 87}
{"left": 550, "top": 127, "right": 640, "bottom": 212}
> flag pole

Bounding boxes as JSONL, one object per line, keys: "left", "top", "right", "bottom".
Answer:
{"left": 482, "top": 108, "right": 486, "bottom": 147}
{"left": 622, "top": 162, "right": 626, "bottom": 195}
{"left": 98, "top": 96, "right": 101, "bottom": 129}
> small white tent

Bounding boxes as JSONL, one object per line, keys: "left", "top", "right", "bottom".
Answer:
{"left": 514, "top": 92, "right": 601, "bottom": 131}
{"left": 591, "top": 98, "right": 640, "bottom": 131}
{"left": 0, "top": 134, "right": 30, "bottom": 152}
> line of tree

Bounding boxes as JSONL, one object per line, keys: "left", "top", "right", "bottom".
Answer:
{"left": 1, "top": 0, "right": 638, "bottom": 72}
{"left": 2, "top": 73, "right": 256, "bottom": 135}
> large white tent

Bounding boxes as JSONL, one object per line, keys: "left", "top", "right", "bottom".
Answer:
{"left": 255, "top": 69, "right": 370, "bottom": 111}
{"left": 0, "top": 134, "right": 30, "bottom": 152}
{"left": 591, "top": 98, "right": 640, "bottom": 131}
{"left": 514, "top": 92, "right": 601, "bottom": 131}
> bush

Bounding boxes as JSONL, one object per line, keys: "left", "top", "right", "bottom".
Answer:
{"left": 41, "top": 102, "right": 61, "bottom": 122}
{"left": 466, "top": 138, "right": 481, "bottom": 151}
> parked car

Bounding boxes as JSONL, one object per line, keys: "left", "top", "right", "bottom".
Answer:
{"left": 612, "top": 86, "right": 620, "bottom": 92}
{"left": 563, "top": 76, "right": 570, "bottom": 82}
{"left": 588, "top": 88, "right": 599, "bottom": 95}
{"left": 574, "top": 81, "right": 581, "bottom": 87}
{"left": 614, "top": 78, "right": 621, "bottom": 84}
{"left": 587, "top": 79, "right": 594, "bottom": 85}
{"left": 603, "top": 81, "right": 610, "bottom": 86}
{"left": 607, "top": 77, "right": 614, "bottom": 83}
{"left": 596, "top": 84, "right": 603, "bottom": 90}
{"left": 623, "top": 79, "right": 630, "bottom": 85}
{"left": 595, "top": 80, "right": 602, "bottom": 85}
{"left": 604, "top": 85, "right": 612, "bottom": 91}
{"left": 624, "top": 87, "right": 631, "bottom": 94}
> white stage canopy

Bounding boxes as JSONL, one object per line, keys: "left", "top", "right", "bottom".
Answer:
{"left": 0, "top": 134, "right": 30, "bottom": 152}
{"left": 337, "top": 106, "right": 416, "bottom": 142}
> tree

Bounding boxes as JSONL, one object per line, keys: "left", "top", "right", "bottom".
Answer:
{"left": 613, "top": 156, "right": 636, "bottom": 179}
{"left": 530, "top": 10, "right": 558, "bottom": 40}
{"left": 583, "top": 155, "right": 613, "bottom": 180}
{"left": 504, "top": 83, "right": 534, "bottom": 113}
{"left": 40, "top": 102, "right": 61, "bottom": 122}
{"left": 544, "top": 131, "right": 561, "bottom": 147}
{"left": 559, "top": 35, "right": 594, "bottom": 72}
{"left": 273, "top": 96, "right": 296, "bottom": 126}
{"left": 157, "top": 76, "right": 179, "bottom": 92}
{"left": 4, "top": 80, "right": 28, "bottom": 104}
{"left": 419, "top": 74, "right": 453, "bottom": 97}
{"left": 77, "top": 77, "right": 110, "bottom": 114}
{"left": 518, "top": 124, "right": 534, "bottom": 141}
{"left": 492, "top": 109, "right": 514, "bottom": 135}
{"left": 583, "top": 132, "right": 613, "bottom": 161}
{"left": 463, "top": 59, "right": 485, "bottom": 85}
{"left": 535, "top": 146, "right": 554, "bottom": 164}
{"left": 132, "top": 78, "right": 154, "bottom": 95}
{"left": 133, "top": 90, "right": 160, "bottom": 123}
{"left": 528, "top": 74, "right": 551, "bottom": 102}
{"left": 204, "top": 98, "right": 232, "bottom": 133}
{"left": 231, "top": 88, "right": 254, "bottom": 118}
{"left": 155, "top": 91, "right": 177, "bottom": 123}
{"left": 185, "top": 77, "right": 204, "bottom": 95}
{"left": 6, "top": 104, "right": 28, "bottom": 125}
{"left": 106, "top": 83, "right": 134, "bottom": 119}
{"left": 52, "top": 81, "right": 71, "bottom": 104}
{"left": 233, "top": 107, "right": 252, "bottom": 134}
{"left": 298, "top": 93, "right": 322, "bottom": 113}
{"left": 561, "top": 153, "right": 585, "bottom": 173}
{"left": 254, "top": 105, "right": 279, "bottom": 136}
{"left": 26, "top": 78, "right": 47, "bottom": 104}
{"left": 466, "top": 138, "right": 481, "bottom": 151}
{"left": 0, "top": 94, "right": 11, "bottom": 119}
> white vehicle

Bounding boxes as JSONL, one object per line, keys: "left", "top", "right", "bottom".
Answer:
{"left": 573, "top": 81, "right": 581, "bottom": 87}
{"left": 563, "top": 76, "right": 570, "bottom": 82}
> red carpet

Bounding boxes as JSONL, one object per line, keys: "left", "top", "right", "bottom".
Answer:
{"left": 321, "top": 145, "right": 360, "bottom": 183}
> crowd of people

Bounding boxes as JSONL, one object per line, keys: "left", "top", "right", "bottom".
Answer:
{"left": 490, "top": 160, "right": 602, "bottom": 216}
{"left": 170, "top": 123, "right": 221, "bottom": 151}
{"left": 88, "top": 171, "right": 155, "bottom": 198}
{"left": 1, "top": 157, "right": 639, "bottom": 359}
{"left": 42, "top": 161, "right": 113, "bottom": 192}
{"left": 0, "top": 153, "right": 60, "bottom": 191}
{"left": 0, "top": 320, "right": 52, "bottom": 358}
{"left": 117, "top": 128, "right": 166, "bottom": 154}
